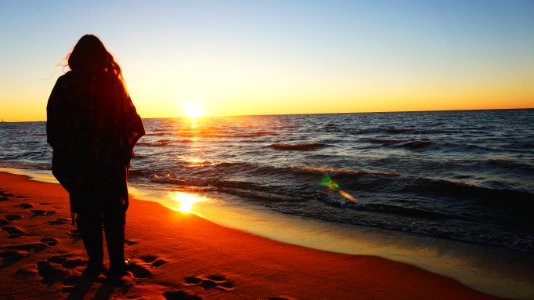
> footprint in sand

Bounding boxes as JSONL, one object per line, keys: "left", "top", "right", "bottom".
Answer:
{"left": 139, "top": 254, "right": 167, "bottom": 268}
{"left": 0, "top": 220, "right": 9, "bottom": 226}
{"left": 184, "top": 274, "right": 235, "bottom": 290}
{"left": 15, "top": 266, "right": 39, "bottom": 280}
{"left": 152, "top": 259, "right": 167, "bottom": 267}
{"left": 37, "top": 261, "right": 67, "bottom": 284}
{"left": 126, "top": 260, "right": 152, "bottom": 278}
{"left": 199, "top": 280, "right": 217, "bottom": 290}
{"left": 0, "top": 250, "right": 24, "bottom": 267}
{"left": 268, "top": 297, "right": 292, "bottom": 300}
{"left": 2, "top": 225, "right": 25, "bottom": 238}
{"left": 163, "top": 290, "right": 202, "bottom": 300}
{"left": 6, "top": 242, "right": 48, "bottom": 252}
{"left": 62, "top": 258, "right": 87, "bottom": 269}
{"left": 47, "top": 254, "right": 73, "bottom": 264}
{"left": 139, "top": 254, "right": 157, "bottom": 263}
{"left": 48, "top": 218, "right": 68, "bottom": 225}
{"left": 0, "top": 191, "right": 14, "bottom": 201}
{"left": 40, "top": 237, "right": 58, "bottom": 246}
{"left": 5, "top": 214, "right": 22, "bottom": 221}
{"left": 30, "top": 209, "right": 56, "bottom": 216}
{"left": 184, "top": 276, "right": 202, "bottom": 285}
{"left": 125, "top": 239, "right": 138, "bottom": 246}
{"left": 17, "top": 203, "right": 33, "bottom": 209}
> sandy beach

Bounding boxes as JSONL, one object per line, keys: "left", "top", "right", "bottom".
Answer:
{"left": 0, "top": 171, "right": 495, "bottom": 299}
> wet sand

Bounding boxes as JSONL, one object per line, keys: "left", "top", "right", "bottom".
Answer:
{"left": 0, "top": 172, "right": 494, "bottom": 299}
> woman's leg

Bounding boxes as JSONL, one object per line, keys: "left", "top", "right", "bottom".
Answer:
{"left": 75, "top": 199, "right": 104, "bottom": 275}
{"left": 102, "top": 196, "right": 126, "bottom": 276}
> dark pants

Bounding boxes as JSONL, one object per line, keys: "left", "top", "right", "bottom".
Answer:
{"left": 74, "top": 193, "right": 126, "bottom": 273}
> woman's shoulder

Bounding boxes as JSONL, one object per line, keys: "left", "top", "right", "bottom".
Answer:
{"left": 56, "top": 71, "right": 93, "bottom": 91}
{"left": 55, "top": 71, "right": 74, "bottom": 85}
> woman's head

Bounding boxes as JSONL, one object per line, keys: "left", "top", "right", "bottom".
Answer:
{"left": 68, "top": 34, "right": 123, "bottom": 80}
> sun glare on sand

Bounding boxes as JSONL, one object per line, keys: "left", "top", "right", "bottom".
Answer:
{"left": 182, "top": 101, "right": 205, "bottom": 119}
{"left": 169, "top": 192, "right": 205, "bottom": 213}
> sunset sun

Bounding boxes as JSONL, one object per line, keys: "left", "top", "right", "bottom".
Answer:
{"left": 182, "top": 101, "right": 205, "bottom": 119}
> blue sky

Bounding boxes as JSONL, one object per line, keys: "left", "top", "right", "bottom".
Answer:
{"left": 1, "top": 0, "right": 533, "bottom": 120}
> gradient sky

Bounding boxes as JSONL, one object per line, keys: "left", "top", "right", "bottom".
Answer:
{"left": 1, "top": 0, "right": 533, "bottom": 121}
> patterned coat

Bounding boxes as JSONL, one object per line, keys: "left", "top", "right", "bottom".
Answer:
{"left": 46, "top": 71, "right": 145, "bottom": 215}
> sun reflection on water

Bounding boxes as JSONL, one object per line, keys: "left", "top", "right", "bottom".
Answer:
{"left": 168, "top": 191, "right": 206, "bottom": 213}
{"left": 180, "top": 156, "right": 209, "bottom": 168}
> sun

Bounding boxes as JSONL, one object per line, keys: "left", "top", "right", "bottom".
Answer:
{"left": 182, "top": 101, "right": 205, "bottom": 119}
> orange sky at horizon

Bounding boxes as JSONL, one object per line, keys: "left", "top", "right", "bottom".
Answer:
{"left": 1, "top": 80, "right": 533, "bottom": 122}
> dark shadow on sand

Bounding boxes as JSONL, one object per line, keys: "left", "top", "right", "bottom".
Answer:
{"left": 66, "top": 275, "right": 96, "bottom": 300}
{"left": 93, "top": 280, "right": 117, "bottom": 300}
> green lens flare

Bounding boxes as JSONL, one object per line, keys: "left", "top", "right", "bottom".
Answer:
{"left": 321, "top": 174, "right": 339, "bottom": 190}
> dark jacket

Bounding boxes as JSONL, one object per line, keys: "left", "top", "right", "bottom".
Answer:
{"left": 46, "top": 71, "right": 145, "bottom": 214}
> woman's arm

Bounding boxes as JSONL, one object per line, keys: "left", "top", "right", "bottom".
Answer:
{"left": 46, "top": 76, "right": 67, "bottom": 149}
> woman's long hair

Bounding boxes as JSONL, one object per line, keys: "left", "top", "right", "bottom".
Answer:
{"left": 67, "top": 34, "right": 126, "bottom": 90}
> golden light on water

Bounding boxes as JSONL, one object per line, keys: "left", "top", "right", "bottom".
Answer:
{"left": 169, "top": 191, "right": 206, "bottom": 213}
{"left": 180, "top": 156, "right": 210, "bottom": 168}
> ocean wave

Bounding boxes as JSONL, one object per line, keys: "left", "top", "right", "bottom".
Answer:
{"left": 401, "top": 140, "right": 432, "bottom": 149}
{"left": 485, "top": 159, "right": 534, "bottom": 173}
{"left": 517, "top": 140, "right": 534, "bottom": 149}
{"left": 233, "top": 131, "right": 279, "bottom": 138}
{"left": 271, "top": 142, "right": 327, "bottom": 151}
{"left": 136, "top": 139, "right": 174, "bottom": 147}
{"left": 364, "top": 203, "right": 451, "bottom": 219}
{"left": 175, "top": 131, "right": 278, "bottom": 139}
{"left": 213, "top": 186, "right": 303, "bottom": 202}
{"left": 364, "top": 138, "right": 433, "bottom": 149}
{"left": 128, "top": 169, "right": 152, "bottom": 177}
{"left": 438, "top": 142, "right": 503, "bottom": 153}
{"left": 145, "top": 132, "right": 168, "bottom": 136}
{"left": 320, "top": 197, "right": 452, "bottom": 220}
{"left": 291, "top": 166, "right": 398, "bottom": 177}
{"left": 385, "top": 128, "right": 415, "bottom": 134}
{"left": 366, "top": 138, "right": 404, "bottom": 145}
{"left": 405, "top": 177, "right": 534, "bottom": 209}
{"left": 326, "top": 126, "right": 417, "bottom": 135}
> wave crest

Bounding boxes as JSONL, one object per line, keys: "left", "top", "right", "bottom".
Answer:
{"left": 291, "top": 166, "right": 398, "bottom": 176}
{"left": 271, "top": 142, "right": 327, "bottom": 151}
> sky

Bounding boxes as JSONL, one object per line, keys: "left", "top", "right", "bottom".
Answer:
{"left": 0, "top": 0, "right": 533, "bottom": 121}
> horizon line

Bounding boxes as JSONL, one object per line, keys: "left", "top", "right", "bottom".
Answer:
{"left": 2, "top": 107, "right": 532, "bottom": 123}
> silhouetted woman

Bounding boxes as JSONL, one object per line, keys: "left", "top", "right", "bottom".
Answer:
{"left": 47, "top": 34, "right": 145, "bottom": 278}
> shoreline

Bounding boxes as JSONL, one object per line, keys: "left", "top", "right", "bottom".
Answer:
{"left": 3, "top": 168, "right": 534, "bottom": 298}
{"left": 0, "top": 171, "right": 498, "bottom": 299}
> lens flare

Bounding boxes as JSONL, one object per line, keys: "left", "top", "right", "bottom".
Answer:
{"left": 321, "top": 174, "right": 358, "bottom": 202}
